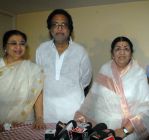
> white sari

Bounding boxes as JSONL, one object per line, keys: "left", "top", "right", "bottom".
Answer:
{"left": 79, "top": 60, "right": 149, "bottom": 140}
{"left": 0, "top": 59, "right": 44, "bottom": 124}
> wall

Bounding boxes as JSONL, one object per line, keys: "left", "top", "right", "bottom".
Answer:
{"left": 0, "top": 12, "right": 15, "bottom": 56}
{"left": 16, "top": 1, "right": 149, "bottom": 77}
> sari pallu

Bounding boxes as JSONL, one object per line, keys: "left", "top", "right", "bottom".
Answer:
{"left": 0, "top": 60, "right": 44, "bottom": 123}
{"left": 79, "top": 60, "right": 149, "bottom": 140}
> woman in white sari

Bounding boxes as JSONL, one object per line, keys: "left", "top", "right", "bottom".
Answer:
{"left": 0, "top": 30, "right": 45, "bottom": 131}
{"left": 75, "top": 36, "right": 149, "bottom": 140}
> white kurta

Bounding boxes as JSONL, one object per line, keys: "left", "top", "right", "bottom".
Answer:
{"left": 36, "top": 39, "right": 92, "bottom": 123}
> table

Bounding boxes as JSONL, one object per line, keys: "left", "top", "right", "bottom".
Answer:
{"left": 0, "top": 123, "right": 55, "bottom": 140}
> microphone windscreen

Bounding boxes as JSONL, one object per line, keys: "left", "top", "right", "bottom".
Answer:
{"left": 86, "top": 122, "right": 92, "bottom": 129}
{"left": 55, "top": 121, "right": 66, "bottom": 137}
{"left": 55, "top": 120, "right": 77, "bottom": 139}
{"left": 115, "top": 137, "right": 122, "bottom": 140}
{"left": 103, "top": 129, "right": 115, "bottom": 137}
{"left": 92, "top": 123, "right": 107, "bottom": 131}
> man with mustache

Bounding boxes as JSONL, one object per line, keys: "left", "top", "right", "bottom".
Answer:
{"left": 36, "top": 9, "right": 92, "bottom": 123}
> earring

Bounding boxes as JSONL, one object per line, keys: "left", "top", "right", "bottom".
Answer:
{"left": 4, "top": 50, "right": 7, "bottom": 56}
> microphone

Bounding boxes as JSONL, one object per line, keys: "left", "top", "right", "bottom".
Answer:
{"left": 71, "top": 122, "right": 92, "bottom": 140}
{"left": 90, "top": 123, "right": 108, "bottom": 140}
{"left": 90, "top": 130, "right": 115, "bottom": 140}
{"left": 54, "top": 121, "right": 66, "bottom": 138}
{"left": 90, "top": 123, "right": 122, "bottom": 140}
{"left": 54, "top": 120, "right": 77, "bottom": 140}
{"left": 92, "top": 123, "right": 107, "bottom": 131}
{"left": 45, "top": 129, "right": 56, "bottom": 140}
{"left": 102, "top": 129, "right": 122, "bottom": 140}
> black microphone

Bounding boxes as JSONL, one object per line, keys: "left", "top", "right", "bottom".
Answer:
{"left": 90, "top": 130, "right": 114, "bottom": 140}
{"left": 115, "top": 137, "right": 122, "bottom": 140}
{"left": 45, "top": 129, "right": 56, "bottom": 140}
{"left": 54, "top": 121, "right": 66, "bottom": 138}
{"left": 55, "top": 120, "right": 77, "bottom": 140}
{"left": 90, "top": 123, "right": 107, "bottom": 140}
{"left": 71, "top": 122, "right": 92, "bottom": 140}
{"left": 90, "top": 123, "right": 122, "bottom": 140}
{"left": 102, "top": 129, "right": 115, "bottom": 137}
{"left": 102, "top": 128, "right": 122, "bottom": 140}
{"left": 92, "top": 123, "right": 107, "bottom": 131}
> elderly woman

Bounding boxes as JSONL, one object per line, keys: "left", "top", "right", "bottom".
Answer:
{"left": 75, "top": 36, "right": 149, "bottom": 140}
{"left": 0, "top": 30, "right": 45, "bottom": 131}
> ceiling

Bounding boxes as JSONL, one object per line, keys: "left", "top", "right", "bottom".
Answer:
{"left": 0, "top": 0, "right": 145, "bottom": 15}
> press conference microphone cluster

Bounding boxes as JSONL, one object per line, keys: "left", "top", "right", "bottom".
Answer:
{"left": 71, "top": 122, "right": 122, "bottom": 140}
{"left": 45, "top": 120, "right": 77, "bottom": 140}
{"left": 44, "top": 120, "right": 122, "bottom": 140}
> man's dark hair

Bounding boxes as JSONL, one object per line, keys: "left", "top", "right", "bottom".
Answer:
{"left": 47, "top": 9, "right": 73, "bottom": 36}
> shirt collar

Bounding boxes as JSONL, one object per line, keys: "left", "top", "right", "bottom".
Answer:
{"left": 52, "top": 37, "right": 72, "bottom": 45}
{"left": 52, "top": 37, "right": 72, "bottom": 49}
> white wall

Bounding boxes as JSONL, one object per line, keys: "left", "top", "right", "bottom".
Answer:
{"left": 16, "top": 1, "right": 149, "bottom": 77}
{"left": 0, "top": 11, "right": 15, "bottom": 56}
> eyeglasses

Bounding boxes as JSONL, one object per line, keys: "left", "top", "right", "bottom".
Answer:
{"left": 51, "top": 22, "right": 68, "bottom": 29}
{"left": 7, "top": 41, "right": 26, "bottom": 47}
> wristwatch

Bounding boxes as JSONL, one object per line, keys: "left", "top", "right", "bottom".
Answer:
{"left": 123, "top": 127, "right": 129, "bottom": 137}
